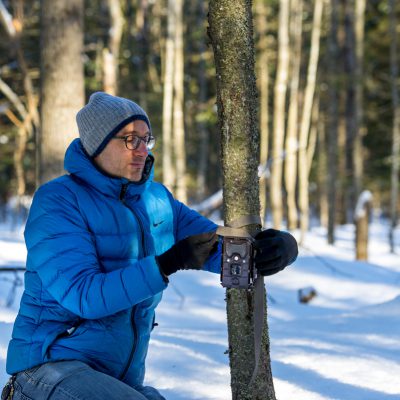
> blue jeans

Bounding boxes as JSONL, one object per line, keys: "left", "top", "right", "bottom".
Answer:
{"left": 11, "top": 360, "right": 166, "bottom": 400}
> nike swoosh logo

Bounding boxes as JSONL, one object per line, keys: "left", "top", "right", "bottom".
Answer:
{"left": 153, "top": 220, "right": 164, "bottom": 227}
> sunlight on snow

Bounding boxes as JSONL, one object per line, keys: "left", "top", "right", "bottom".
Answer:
{"left": 280, "top": 353, "right": 400, "bottom": 395}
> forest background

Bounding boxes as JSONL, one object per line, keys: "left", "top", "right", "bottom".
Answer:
{"left": 0, "top": 0, "right": 399, "bottom": 247}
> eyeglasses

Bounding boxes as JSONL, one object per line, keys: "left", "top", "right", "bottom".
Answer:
{"left": 112, "top": 134, "right": 156, "bottom": 151}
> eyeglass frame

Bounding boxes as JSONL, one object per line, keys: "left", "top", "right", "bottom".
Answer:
{"left": 111, "top": 134, "right": 156, "bottom": 151}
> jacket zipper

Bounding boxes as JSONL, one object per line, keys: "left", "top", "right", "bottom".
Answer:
{"left": 118, "top": 183, "right": 147, "bottom": 381}
{"left": 119, "top": 305, "right": 138, "bottom": 381}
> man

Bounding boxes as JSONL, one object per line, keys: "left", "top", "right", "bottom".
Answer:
{"left": 4, "top": 92, "right": 298, "bottom": 400}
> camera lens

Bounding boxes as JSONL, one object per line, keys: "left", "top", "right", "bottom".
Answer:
{"left": 231, "top": 264, "right": 241, "bottom": 275}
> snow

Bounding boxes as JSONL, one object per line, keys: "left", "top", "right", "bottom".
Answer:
{"left": 0, "top": 218, "right": 399, "bottom": 400}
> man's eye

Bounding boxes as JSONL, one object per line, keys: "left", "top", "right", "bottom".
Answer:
{"left": 126, "top": 136, "right": 135, "bottom": 142}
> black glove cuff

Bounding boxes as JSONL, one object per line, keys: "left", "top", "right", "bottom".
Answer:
{"left": 156, "top": 245, "right": 181, "bottom": 278}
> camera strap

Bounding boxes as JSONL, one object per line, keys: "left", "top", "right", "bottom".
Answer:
{"left": 216, "top": 214, "right": 264, "bottom": 386}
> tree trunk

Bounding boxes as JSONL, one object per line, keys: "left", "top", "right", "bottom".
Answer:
{"left": 162, "top": 0, "right": 176, "bottom": 192}
{"left": 40, "top": 0, "right": 85, "bottom": 184}
{"left": 318, "top": 109, "right": 328, "bottom": 228}
{"left": 389, "top": 0, "right": 400, "bottom": 252}
{"left": 135, "top": 0, "right": 149, "bottom": 108}
{"left": 327, "top": 0, "right": 339, "bottom": 243}
{"left": 196, "top": 0, "right": 209, "bottom": 200}
{"left": 298, "top": 0, "right": 324, "bottom": 243}
{"left": 337, "top": 90, "right": 347, "bottom": 224}
{"left": 271, "top": 0, "right": 290, "bottom": 229}
{"left": 307, "top": 95, "right": 320, "bottom": 178}
{"left": 353, "top": 0, "right": 366, "bottom": 204}
{"left": 285, "top": 0, "right": 303, "bottom": 230}
{"left": 255, "top": 0, "right": 270, "bottom": 222}
{"left": 148, "top": 1, "right": 162, "bottom": 94}
{"left": 173, "top": 0, "right": 187, "bottom": 203}
{"left": 343, "top": 0, "right": 356, "bottom": 221}
{"left": 103, "top": 0, "right": 124, "bottom": 95}
{"left": 208, "top": 1, "right": 276, "bottom": 399}
{"left": 355, "top": 190, "right": 372, "bottom": 260}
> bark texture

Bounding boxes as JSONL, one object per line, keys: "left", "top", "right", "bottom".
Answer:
{"left": 40, "top": 0, "right": 84, "bottom": 183}
{"left": 208, "top": 1, "right": 276, "bottom": 399}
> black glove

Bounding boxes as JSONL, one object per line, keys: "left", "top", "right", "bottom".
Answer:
{"left": 253, "top": 229, "right": 298, "bottom": 276}
{"left": 156, "top": 231, "right": 218, "bottom": 278}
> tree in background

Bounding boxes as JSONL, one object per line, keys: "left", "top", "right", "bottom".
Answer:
{"left": 194, "top": 0, "right": 210, "bottom": 200}
{"left": 40, "top": 0, "right": 84, "bottom": 183}
{"left": 389, "top": 0, "right": 400, "bottom": 252}
{"left": 353, "top": 0, "right": 366, "bottom": 211}
{"left": 284, "top": 0, "right": 303, "bottom": 230}
{"left": 270, "top": 0, "right": 289, "bottom": 230}
{"left": 298, "top": 0, "right": 323, "bottom": 242}
{"left": 103, "top": 0, "right": 124, "bottom": 95}
{"left": 172, "top": 0, "right": 186, "bottom": 203}
{"left": 326, "top": 0, "right": 340, "bottom": 244}
{"left": 162, "top": 0, "right": 176, "bottom": 192}
{"left": 0, "top": 0, "right": 399, "bottom": 250}
{"left": 208, "top": 0, "right": 276, "bottom": 398}
{"left": 255, "top": 0, "right": 270, "bottom": 222}
{"left": 0, "top": 0, "right": 39, "bottom": 197}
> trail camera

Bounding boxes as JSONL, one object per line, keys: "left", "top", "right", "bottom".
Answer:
{"left": 221, "top": 236, "right": 256, "bottom": 289}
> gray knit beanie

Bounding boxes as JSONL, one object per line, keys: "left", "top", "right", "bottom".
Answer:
{"left": 76, "top": 92, "right": 151, "bottom": 157}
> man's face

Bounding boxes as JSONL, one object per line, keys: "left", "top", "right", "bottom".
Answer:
{"left": 94, "top": 120, "right": 150, "bottom": 182}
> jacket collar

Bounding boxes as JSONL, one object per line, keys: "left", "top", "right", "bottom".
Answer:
{"left": 64, "top": 138, "right": 154, "bottom": 199}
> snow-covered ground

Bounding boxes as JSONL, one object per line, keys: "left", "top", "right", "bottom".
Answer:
{"left": 0, "top": 218, "right": 399, "bottom": 400}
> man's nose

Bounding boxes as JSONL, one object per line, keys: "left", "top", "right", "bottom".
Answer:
{"left": 134, "top": 139, "right": 148, "bottom": 156}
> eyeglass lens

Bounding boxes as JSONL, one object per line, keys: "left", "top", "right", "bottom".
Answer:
{"left": 127, "top": 135, "right": 155, "bottom": 150}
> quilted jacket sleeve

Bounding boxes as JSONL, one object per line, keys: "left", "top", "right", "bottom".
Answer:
{"left": 25, "top": 182, "right": 167, "bottom": 320}
{"left": 172, "top": 197, "right": 221, "bottom": 274}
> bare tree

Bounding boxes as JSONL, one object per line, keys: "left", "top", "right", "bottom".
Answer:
{"left": 40, "top": 0, "right": 85, "bottom": 183}
{"left": 271, "top": 0, "right": 290, "bottom": 229}
{"left": 103, "top": 0, "right": 124, "bottom": 95}
{"left": 389, "top": 0, "right": 400, "bottom": 252}
{"left": 195, "top": 0, "right": 210, "bottom": 200}
{"left": 327, "top": 0, "right": 340, "bottom": 244}
{"left": 134, "top": 0, "right": 150, "bottom": 108}
{"left": 173, "top": 0, "right": 187, "bottom": 203}
{"left": 285, "top": 0, "right": 303, "bottom": 230}
{"left": 353, "top": 0, "right": 366, "bottom": 204}
{"left": 317, "top": 107, "right": 328, "bottom": 228}
{"left": 298, "top": 0, "right": 324, "bottom": 242}
{"left": 255, "top": 0, "right": 270, "bottom": 221}
{"left": 0, "top": 0, "right": 40, "bottom": 194}
{"left": 209, "top": 0, "right": 276, "bottom": 398}
{"left": 162, "top": 0, "right": 176, "bottom": 191}
{"left": 343, "top": 0, "right": 356, "bottom": 221}
{"left": 355, "top": 190, "right": 372, "bottom": 260}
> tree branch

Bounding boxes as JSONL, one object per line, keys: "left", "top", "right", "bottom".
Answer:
{"left": 0, "top": 75, "right": 28, "bottom": 120}
{"left": 0, "top": 0, "right": 16, "bottom": 38}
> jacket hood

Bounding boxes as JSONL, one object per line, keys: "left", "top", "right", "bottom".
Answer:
{"left": 64, "top": 138, "right": 154, "bottom": 199}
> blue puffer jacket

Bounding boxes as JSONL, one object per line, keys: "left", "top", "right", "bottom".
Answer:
{"left": 7, "top": 138, "right": 220, "bottom": 389}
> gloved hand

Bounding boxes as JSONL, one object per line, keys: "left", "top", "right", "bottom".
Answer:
{"left": 156, "top": 231, "right": 218, "bottom": 278}
{"left": 253, "top": 229, "right": 298, "bottom": 276}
